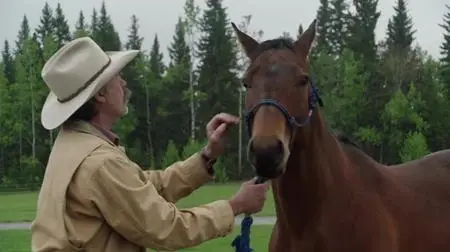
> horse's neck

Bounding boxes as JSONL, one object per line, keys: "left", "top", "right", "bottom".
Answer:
{"left": 273, "top": 112, "right": 354, "bottom": 228}
{"left": 290, "top": 112, "right": 352, "bottom": 189}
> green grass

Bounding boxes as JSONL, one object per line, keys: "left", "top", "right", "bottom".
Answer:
{"left": 0, "top": 183, "right": 275, "bottom": 223}
{"left": 0, "top": 230, "right": 31, "bottom": 252}
{"left": 0, "top": 191, "right": 37, "bottom": 222}
{"left": 0, "top": 226, "right": 273, "bottom": 252}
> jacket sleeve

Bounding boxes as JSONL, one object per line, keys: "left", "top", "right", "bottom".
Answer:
{"left": 144, "top": 152, "right": 212, "bottom": 203}
{"left": 89, "top": 154, "right": 235, "bottom": 250}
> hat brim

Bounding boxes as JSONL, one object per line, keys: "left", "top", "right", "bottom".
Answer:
{"left": 41, "top": 50, "right": 139, "bottom": 130}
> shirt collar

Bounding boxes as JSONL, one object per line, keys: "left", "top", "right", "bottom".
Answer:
{"left": 63, "top": 120, "right": 120, "bottom": 146}
{"left": 90, "top": 122, "right": 120, "bottom": 146}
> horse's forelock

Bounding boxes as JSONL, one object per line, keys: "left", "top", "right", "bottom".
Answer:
{"left": 250, "top": 38, "right": 295, "bottom": 59}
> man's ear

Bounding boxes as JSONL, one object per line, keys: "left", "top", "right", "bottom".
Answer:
{"left": 231, "top": 22, "right": 260, "bottom": 58}
{"left": 94, "top": 86, "right": 108, "bottom": 103}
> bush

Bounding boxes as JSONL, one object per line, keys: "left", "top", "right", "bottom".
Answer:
{"left": 399, "top": 131, "right": 430, "bottom": 162}
{"left": 212, "top": 157, "right": 229, "bottom": 183}
{"left": 181, "top": 138, "right": 229, "bottom": 183}
{"left": 181, "top": 138, "right": 207, "bottom": 159}
{"left": 160, "top": 140, "right": 181, "bottom": 168}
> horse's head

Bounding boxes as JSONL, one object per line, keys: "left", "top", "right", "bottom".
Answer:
{"left": 232, "top": 20, "right": 321, "bottom": 179}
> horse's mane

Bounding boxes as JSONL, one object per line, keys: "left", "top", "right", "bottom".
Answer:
{"left": 334, "top": 133, "right": 362, "bottom": 150}
{"left": 251, "top": 37, "right": 295, "bottom": 59}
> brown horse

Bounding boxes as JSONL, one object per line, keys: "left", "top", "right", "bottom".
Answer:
{"left": 231, "top": 19, "right": 450, "bottom": 252}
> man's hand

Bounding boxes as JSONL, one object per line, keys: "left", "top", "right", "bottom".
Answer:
{"left": 228, "top": 178, "right": 269, "bottom": 215}
{"left": 203, "top": 113, "right": 239, "bottom": 159}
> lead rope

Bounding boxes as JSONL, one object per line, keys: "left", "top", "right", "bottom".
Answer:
{"left": 231, "top": 177, "right": 268, "bottom": 252}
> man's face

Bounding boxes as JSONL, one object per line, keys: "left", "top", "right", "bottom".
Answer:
{"left": 97, "top": 74, "right": 131, "bottom": 119}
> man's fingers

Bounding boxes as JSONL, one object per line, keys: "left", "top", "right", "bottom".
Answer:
{"left": 255, "top": 182, "right": 269, "bottom": 189}
{"left": 216, "top": 113, "right": 240, "bottom": 124}
{"left": 243, "top": 177, "right": 256, "bottom": 185}
{"left": 215, "top": 123, "right": 228, "bottom": 136}
{"left": 209, "top": 123, "right": 227, "bottom": 143}
{"left": 207, "top": 113, "right": 239, "bottom": 132}
{"left": 259, "top": 182, "right": 269, "bottom": 189}
{"left": 214, "top": 113, "right": 239, "bottom": 123}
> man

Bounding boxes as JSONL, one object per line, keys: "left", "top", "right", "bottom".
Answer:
{"left": 31, "top": 37, "right": 269, "bottom": 251}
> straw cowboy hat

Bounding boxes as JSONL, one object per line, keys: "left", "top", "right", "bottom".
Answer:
{"left": 40, "top": 37, "right": 139, "bottom": 130}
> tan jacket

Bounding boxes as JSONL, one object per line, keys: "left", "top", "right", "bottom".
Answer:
{"left": 31, "top": 121, "right": 235, "bottom": 252}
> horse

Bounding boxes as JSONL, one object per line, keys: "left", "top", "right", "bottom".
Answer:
{"left": 231, "top": 19, "right": 450, "bottom": 252}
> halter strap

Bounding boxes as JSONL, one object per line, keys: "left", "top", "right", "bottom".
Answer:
{"left": 244, "top": 76, "right": 323, "bottom": 138}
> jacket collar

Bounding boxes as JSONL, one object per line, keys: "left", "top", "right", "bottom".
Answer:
{"left": 62, "top": 120, "right": 120, "bottom": 147}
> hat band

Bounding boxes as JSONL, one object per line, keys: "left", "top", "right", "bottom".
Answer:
{"left": 57, "top": 58, "right": 112, "bottom": 103}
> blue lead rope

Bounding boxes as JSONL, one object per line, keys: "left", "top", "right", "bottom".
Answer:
{"left": 231, "top": 177, "right": 267, "bottom": 252}
{"left": 231, "top": 215, "right": 254, "bottom": 252}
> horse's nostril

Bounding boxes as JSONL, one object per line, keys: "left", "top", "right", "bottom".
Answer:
{"left": 275, "top": 139, "right": 283, "bottom": 154}
{"left": 264, "top": 140, "right": 283, "bottom": 156}
{"left": 249, "top": 137, "right": 284, "bottom": 157}
{"left": 248, "top": 137, "right": 285, "bottom": 178}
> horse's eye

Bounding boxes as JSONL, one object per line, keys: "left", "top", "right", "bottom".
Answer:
{"left": 297, "top": 75, "right": 309, "bottom": 86}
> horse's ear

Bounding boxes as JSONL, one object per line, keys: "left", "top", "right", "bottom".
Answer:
{"left": 231, "top": 22, "right": 260, "bottom": 58}
{"left": 294, "top": 19, "right": 317, "bottom": 59}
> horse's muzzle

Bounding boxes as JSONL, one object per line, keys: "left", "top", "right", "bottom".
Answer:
{"left": 247, "top": 136, "right": 285, "bottom": 178}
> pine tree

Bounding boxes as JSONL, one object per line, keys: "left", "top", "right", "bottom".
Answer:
{"left": 119, "top": 14, "right": 152, "bottom": 167}
{"left": 149, "top": 35, "right": 165, "bottom": 79}
{"left": 347, "top": 0, "right": 380, "bottom": 63}
{"left": 346, "top": 0, "right": 383, "bottom": 160}
{"left": 297, "top": 24, "right": 304, "bottom": 39}
{"left": 164, "top": 17, "right": 193, "bottom": 149}
{"left": 0, "top": 63, "right": 12, "bottom": 177}
{"left": 53, "top": 3, "right": 71, "bottom": 47}
{"left": 386, "top": 0, "right": 415, "bottom": 52}
{"left": 144, "top": 35, "right": 166, "bottom": 167}
{"left": 73, "top": 11, "right": 90, "bottom": 38}
{"left": 92, "top": 1, "right": 121, "bottom": 51}
{"left": 315, "top": 0, "right": 333, "bottom": 55}
{"left": 2, "top": 40, "right": 15, "bottom": 85}
{"left": 122, "top": 14, "right": 144, "bottom": 100}
{"left": 35, "top": 2, "right": 54, "bottom": 46}
{"left": 281, "top": 31, "right": 292, "bottom": 39}
{"left": 41, "top": 35, "right": 59, "bottom": 146}
{"left": 380, "top": 0, "right": 417, "bottom": 94}
{"left": 439, "top": 4, "right": 450, "bottom": 83}
{"left": 329, "top": 0, "right": 351, "bottom": 55}
{"left": 15, "top": 15, "right": 30, "bottom": 55}
{"left": 196, "top": 0, "right": 240, "bottom": 174}
{"left": 196, "top": 0, "right": 240, "bottom": 124}
{"left": 168, "top": 17, "right": 191, "bottom": 67}
{"left": 125, "top": 15, "right": 143, "bottom": 50}
{"left": 90, "top": 8, "right": 99, "bottom": 36}
{"left": 183, "top": 0, "right": 201, "bottom": 140}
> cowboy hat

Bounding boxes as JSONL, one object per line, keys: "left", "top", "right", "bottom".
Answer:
{"left": 40, "top": 37, "right": 139, "bottom": 130}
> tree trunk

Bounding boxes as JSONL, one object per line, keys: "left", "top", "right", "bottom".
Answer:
{"left": 146, "top": 85, "right": 155, "bottom": 168}
{"left": 188, "top": 34, "right": 196, "bottom": 141}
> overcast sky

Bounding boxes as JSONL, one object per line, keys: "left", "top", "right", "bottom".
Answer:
{"left": 0, "top": 0, "right": 448, "bottom": 62}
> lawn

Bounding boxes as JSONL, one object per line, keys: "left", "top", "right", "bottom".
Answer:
{"left": 0, "top": 225, "right": 273, "bottom": 252}
{"left": 0, "top": 183, "right": 276, "bottom": 223}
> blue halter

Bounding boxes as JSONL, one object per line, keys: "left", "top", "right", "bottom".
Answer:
{"left": 244, "top": 76, "right": 323, "bottom": 138}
